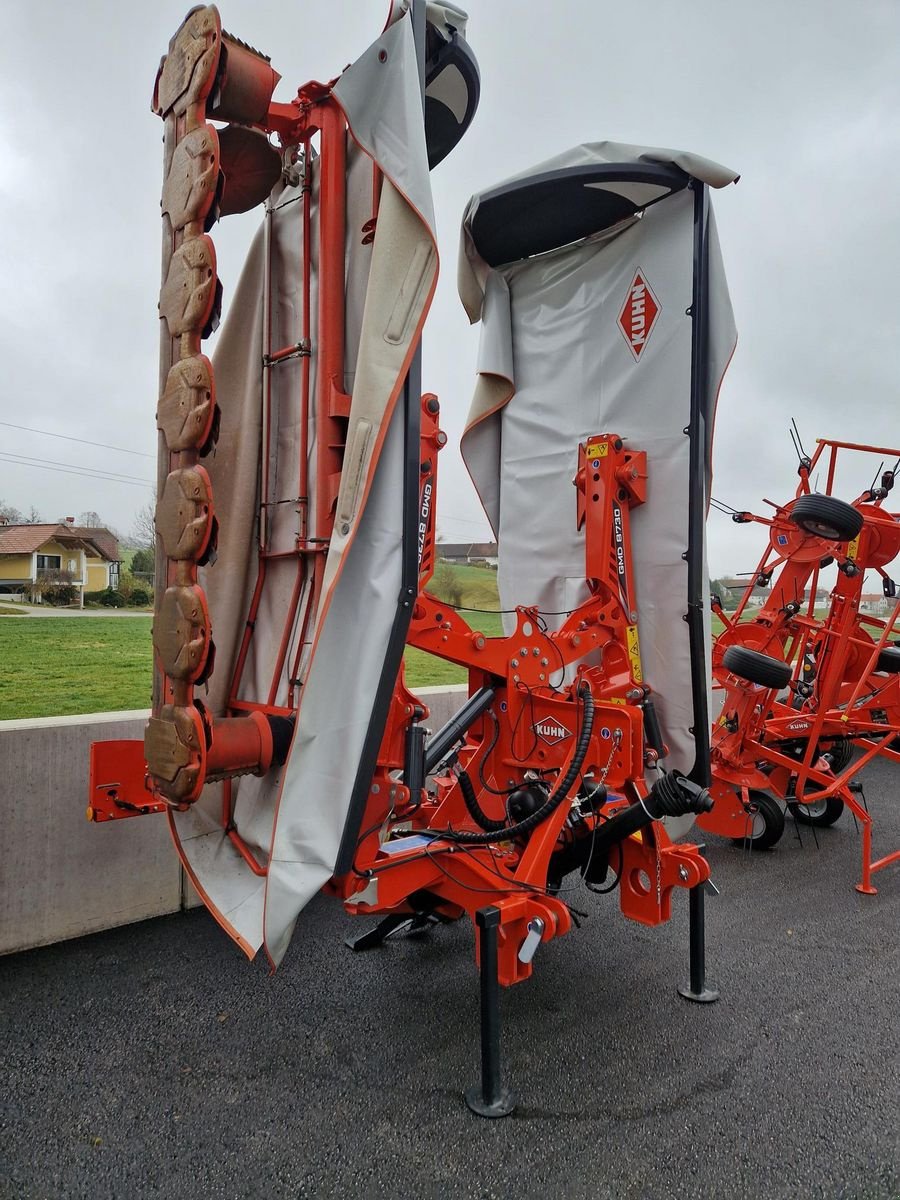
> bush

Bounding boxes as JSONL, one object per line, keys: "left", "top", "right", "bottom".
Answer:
{"left": 83, "top": 589, "right": 107, "bottom": 606}
{"left": 43, "top": 584, "right": 78, "bottom": 607}
{"left": 99, "top": 589, "right": 126, "bottom": 608}
{"left": 128, "top": 588, "right": 151, "bottom": 607}
{"left": 430, "top": 563, "right": 464, "bottom": 608}
{"left": 115, "top": 570, "right": 136, "bottom": 601}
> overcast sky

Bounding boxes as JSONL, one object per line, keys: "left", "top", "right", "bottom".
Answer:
{"left": 1, "top": 1, "right": 899, "bottom": 574}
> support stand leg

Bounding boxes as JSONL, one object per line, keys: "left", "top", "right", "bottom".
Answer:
{"left": 344, "top": 913, "right": 414, "bottom": 951}
{"left": 677, "top": 867, "right": 719, "bottom": 1004}
{"left": 465, "top": 906, "right": 516, "bottom": 1117}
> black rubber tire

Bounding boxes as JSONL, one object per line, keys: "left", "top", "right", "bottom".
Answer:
{"left": 723, "top": 645, "right": 793, "bottom": 689}
{"left": 876, "top": 645, "right": 900, "bottom": 674}
{"left": 823, "top": 738, "right": 853, "bottom": 774}
{"left": 789, "top": 494, "right": 863, "bottom": 542}
{"left": 731, "top": 791, "right": 785, "bottom": 851}
{"left": 788, "top": 796, "right": 845, "bottom": 827}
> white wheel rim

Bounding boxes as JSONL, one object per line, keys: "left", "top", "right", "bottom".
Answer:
{"left": 799, "top": 799, "right": 827, "bottom": 819}
{"left": 750, "top": 809, "right": 767, "bottom": 837}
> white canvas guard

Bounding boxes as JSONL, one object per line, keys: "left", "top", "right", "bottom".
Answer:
{"left": 459, "top": 146, "right": 737, "bottom": 836}
{"left": 169, "top": 10, "right": 438, "bottom": 966}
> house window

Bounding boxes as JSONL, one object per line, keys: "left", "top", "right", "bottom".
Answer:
{"left": 109, "top": 561, "right": 120, "bottom": 589}
{"left": 36, "top": 554, "right": 61, "bottom": 569}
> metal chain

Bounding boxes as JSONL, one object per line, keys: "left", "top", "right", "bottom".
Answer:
{"left": 655, "top": 831, "right": 662, "bottom": 910}
{"left": 597, "top": 728, "right": 622, "bottom": 786}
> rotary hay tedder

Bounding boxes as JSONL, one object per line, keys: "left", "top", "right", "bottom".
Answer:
{"left": 699, "top": 435, "right": 900, "bottom": 893}
{"left": 87, "top": 3, "right": 741, "bottom": 1113}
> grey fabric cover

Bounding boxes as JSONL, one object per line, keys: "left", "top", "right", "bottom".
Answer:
{"left": 459, "top": 146, "right": 737, "bottom": 836}
{"left": 169, "top": 10, "right": 438, "bottom": 966}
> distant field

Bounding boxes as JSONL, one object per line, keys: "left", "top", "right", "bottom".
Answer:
{"left": 0, "top": 561, "right": 765, "bottom": 719}
{"left": 0, "top": 561, "right": 502, "bottom": 717}
{"left": 0, "top": 617, "right": 154, "bottom": 720}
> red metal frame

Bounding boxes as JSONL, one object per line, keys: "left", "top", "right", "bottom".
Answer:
{"left": 321, "top": 431, "right": 707, "bottom": 985}
{"left": 699, "top": 439, "right": 900, "bottom": 892}
{"left": 90, "top": 13, "right": 709, "bottom": 990}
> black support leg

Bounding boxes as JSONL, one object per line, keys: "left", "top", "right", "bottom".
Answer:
{"left": 465, "top": 906, "right": 516, "bottom": 1117}
{"left": 677, "top": 860, "right": 719, "bottom": 1004}
{"left": 344, "top": 913, "right": 413, "bottom": 952}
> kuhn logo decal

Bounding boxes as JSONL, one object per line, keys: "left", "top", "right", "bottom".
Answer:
{"left": 618, "top": 270, "right": 660, "bottom": 361}
{"left": 534, "top": 719, "right": 572, "bottom": 746}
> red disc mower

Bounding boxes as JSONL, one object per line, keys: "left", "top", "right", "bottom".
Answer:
{"left": 87, "top": 2, "right": 740, "bottom": 1113}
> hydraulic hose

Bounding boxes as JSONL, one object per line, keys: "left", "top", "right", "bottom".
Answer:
{"left": 458, "top": 768, "right": 507, "bottom": 832}
{"left": 588, "top": 770, "right": 713, "bottom": 855}
{"left": 439, "top": 683, "right": 595, "bottom": 844}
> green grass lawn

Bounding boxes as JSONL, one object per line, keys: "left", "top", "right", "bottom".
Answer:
{"left": 0, "top": 560, "right": 792, "bottom": 719}
{"left": 0, "top": 617, "right": 154, "bottom": 720}
{"left": 405, "top": 608, "right": 505, "bottom": 687}
{"left": 0, "top": 604, "right": 26, "bottom": 616}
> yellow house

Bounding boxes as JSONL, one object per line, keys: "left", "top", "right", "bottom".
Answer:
{"left": 0, "top": 521, "right": 120, "bottom": 606}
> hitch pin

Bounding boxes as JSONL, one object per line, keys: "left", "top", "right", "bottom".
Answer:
{"left": 517, "top": 917, "right": 545, "bottom": 964}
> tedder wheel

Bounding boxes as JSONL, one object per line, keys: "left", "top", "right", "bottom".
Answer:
{"left": 731, "top": 791, "right": 785, "bottom": 851}
{"left": 788, "top": 796, "right": 845, "bottom": 827}
{"left": 789, "top": 493, "right": 863, "bottom": 542}
{"left": 876, "top": 645, "right": 900, "bottom": 674}
{"left": 722, "top": 645, "right": 793, "bottom": 689}
{"left": 823, "top": 738, "right": 853, "bottom": 774}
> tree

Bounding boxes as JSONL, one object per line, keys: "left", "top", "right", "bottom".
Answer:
{"left": 78, "top": 510, "right": 105, "bottom": 528}
{"left": 710, "top": 578, "right": 735, "bottom": 609}
{"left": 0, "top": 499, "right": 23, "bottom": 524}
{"left": 131, "top": 547, "right": 155, "bottom": 576}
{"left": 430, "top": 562, "right": 464, "bottom": 608}
{"left": 24, "top": 506, "right": 41, "bottom": 524}
{"left": 132, "top": 498, "right": 157, "bottom": 549}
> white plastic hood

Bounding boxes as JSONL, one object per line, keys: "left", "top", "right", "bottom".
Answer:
{"left": 459, "top": 143, "right": 737, "bottom": 831}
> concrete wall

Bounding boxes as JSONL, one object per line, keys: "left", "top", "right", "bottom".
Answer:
{"left": 0, "top": 685, "right": 469, "bottom": 955}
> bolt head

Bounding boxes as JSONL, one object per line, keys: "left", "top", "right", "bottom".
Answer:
{"left": 679, "top": 866, "right": 690, "bottom": 882}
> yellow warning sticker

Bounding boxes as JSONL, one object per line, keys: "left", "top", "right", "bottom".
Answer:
{"left": 587, "top": 441, "right": 609, "bottom": 458}
{"left": 626, "top": 624, "right": 643, "bottom": 683}
{"left": 847, "top": 534, "right": 860, "bottom": 560}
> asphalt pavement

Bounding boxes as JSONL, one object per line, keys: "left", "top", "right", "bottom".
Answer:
{"left": 2, "top": 764, "right": 898, "bottom": 1200}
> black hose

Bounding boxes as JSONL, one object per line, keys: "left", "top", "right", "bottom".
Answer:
{"left": 586, "top": 770, "right": 713, "bottom": 856}
{"left": 458, "top": 768, "right": 507, "bottom": 832}
{"left": 439, "top": 683, "right": 595, "bottom": 845}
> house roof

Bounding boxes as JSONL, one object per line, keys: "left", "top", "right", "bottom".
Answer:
{"left": 67, "top": 526, "right": 119, "bottom": 562}
{"left": 437, "top": 541, "right": 498, "bottom": 558}
{"left": 0, "top": 523, "right": 118, "bottom": 561}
